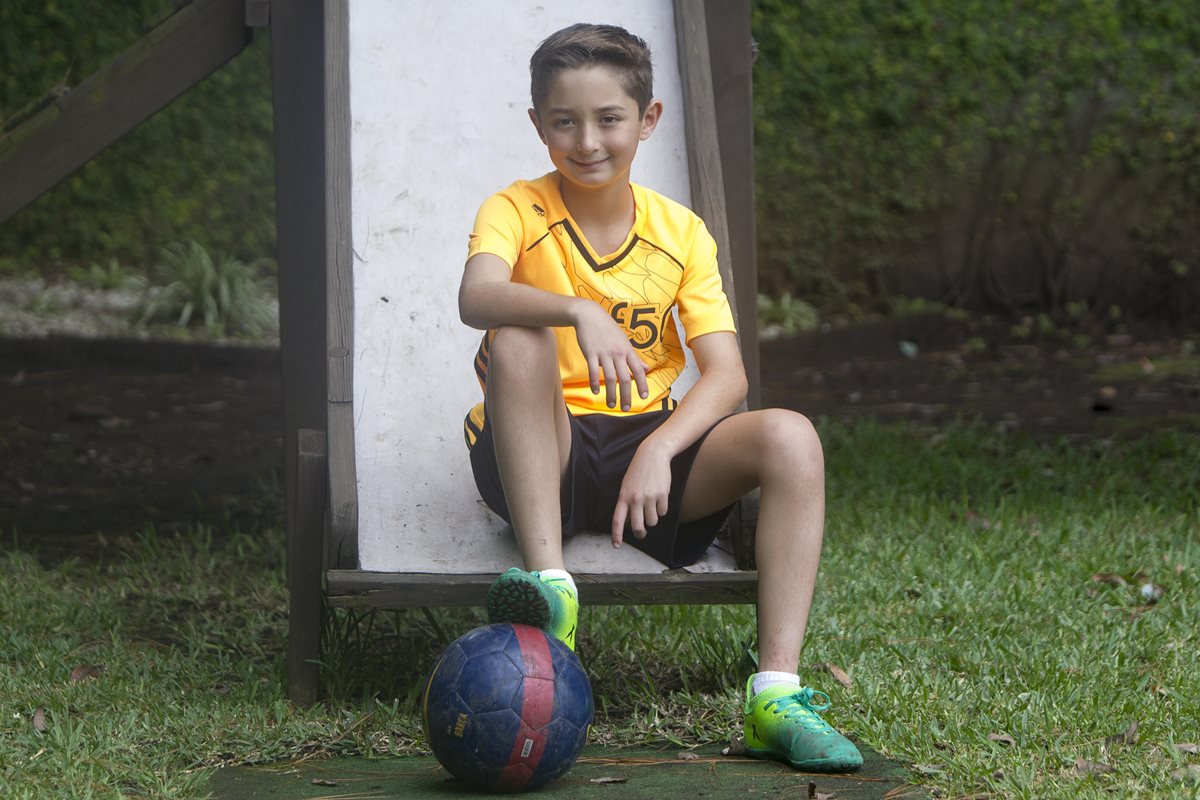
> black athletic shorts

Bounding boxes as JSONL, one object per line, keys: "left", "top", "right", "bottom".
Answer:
{"left": 468, "top": 408, "right": 736, "bottom": 568}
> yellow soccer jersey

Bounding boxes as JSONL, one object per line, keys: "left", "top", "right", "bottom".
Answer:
{"left": 463, "top": 172, "right": 735, "bottom": 446}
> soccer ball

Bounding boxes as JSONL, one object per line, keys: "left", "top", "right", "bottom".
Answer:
{"left": 422, "top": 623, "right": 593, "bottom": 792}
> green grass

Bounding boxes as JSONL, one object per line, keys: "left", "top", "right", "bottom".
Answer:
{"left": 2, "top": 422, "right": 1198, "bottom": 798}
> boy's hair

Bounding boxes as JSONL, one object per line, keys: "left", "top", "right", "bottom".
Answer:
{"left": 530, "top": 23, "right": 654, "bottom": 116}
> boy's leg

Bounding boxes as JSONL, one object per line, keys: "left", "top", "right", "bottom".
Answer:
{"left": 679, "top": 409, "right": 861, "bottom": 771}
{"left": 679, "top": 409, "right": 823, "bottom": 670}
{"left": 486, "top": 325, "right": 574, "bottom": 570}
{"left": 484, "top": 326, "right": 580, "bottom": 650}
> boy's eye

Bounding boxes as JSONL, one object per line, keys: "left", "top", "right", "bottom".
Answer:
{"left": 600, "top": 115, "right": 619, "bottom": 124}
{"left": 553, "top": 118, "right": 574, "bottom": 128}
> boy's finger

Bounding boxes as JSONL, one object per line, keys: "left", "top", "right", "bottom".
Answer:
{"left": 600, "top": 358, "right": 617, "bottom": 408}
{"left": 618, "top": 370, "right": 632, "bottom": 411}
{"left": 630, "top": 505, "right": 646, "bottom": 539}
{"left": 588, "top": 355, "right": 601, "bottom": 395}
{"left": 611, "top": 504, "right": 626, "bottom": 548}
{"left": 632, "top": 357, "right": 650, "bottom": 400}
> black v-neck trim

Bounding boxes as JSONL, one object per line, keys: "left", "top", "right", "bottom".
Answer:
{"left": 558, "top": 219, "right": 640, "bottom": 272}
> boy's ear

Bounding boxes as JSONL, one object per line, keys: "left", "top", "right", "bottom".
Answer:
{"left": 528, "top": 108, "right": 547, "bottom": 144}
{"left": 639, "top": 99, "right": 663, "bottom": 141}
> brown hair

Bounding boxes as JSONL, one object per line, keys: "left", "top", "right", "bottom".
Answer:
{"left": 530, "top": 23, "right": 654, "bottom": 116}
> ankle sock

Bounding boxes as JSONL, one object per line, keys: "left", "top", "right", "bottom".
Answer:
{"left": 536, "top": 568, "right": 577, "bottom": 597}
{"left": 750, "top": 671, "right": 801, "bottom": 697}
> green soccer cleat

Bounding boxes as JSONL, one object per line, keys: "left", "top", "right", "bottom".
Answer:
{"left": 486, "top": 568, "right": 579, "bottom": 651}
{"left": 743, "top": 678, "right": 863, "bottom": 772}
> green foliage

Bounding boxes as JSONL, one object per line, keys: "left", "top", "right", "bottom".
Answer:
{"left": 756, "top": 290, "right": 820, "bottom": 337}
{"left": 752, "top": 0, "right": 1200, "bottom": 322}
{"left": 67, "top": 256, "right": 145, "bottom": 291}
{"left": 135, "top": 240, "right": 276, "bottom": 338}
{"left": 0, "top": 2, "right": 276, "bottom": 266}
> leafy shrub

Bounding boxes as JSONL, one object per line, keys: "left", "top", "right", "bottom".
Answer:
{"left": 752, "top": 0, "right": 1200, "bottom": 323}
{"left": 0, "top": 2, "right": 275, "bottom": 267}
{"left": 135, "top": 241, "right": 276, "bottom": 338}
{"left": 67, "top": 257, "right": 145, "bottom": 292}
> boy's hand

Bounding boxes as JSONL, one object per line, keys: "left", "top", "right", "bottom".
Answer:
{"left": 572, "top": 301, "right": 650, "bottom": 412}
{"left": 611, "top": 444, "right": 672, "bottom": 547}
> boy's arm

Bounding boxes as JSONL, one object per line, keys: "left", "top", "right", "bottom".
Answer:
{"left": 610, "top": 330, "right": 747, "bottom": 545}
{"left": 459, "top": 253, "right": 649, "bottom": 410}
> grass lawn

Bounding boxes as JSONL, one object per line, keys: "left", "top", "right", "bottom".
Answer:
{"left": 2, "top": 421, "right": 1197, "bottom": 798}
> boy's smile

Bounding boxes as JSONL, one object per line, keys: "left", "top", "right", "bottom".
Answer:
{"left": 530, "top": 66, "right": 661, "bottom": 193}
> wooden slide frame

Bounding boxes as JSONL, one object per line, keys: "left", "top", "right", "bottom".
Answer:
{"left": 0, "top": 0, "right": 759, "bottom": 707}
{"left": 283, "top": 0, "right": 763, "bottom": 705}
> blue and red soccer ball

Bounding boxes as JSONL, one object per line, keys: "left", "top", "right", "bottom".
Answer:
{"left": 422, "top": 623, "right": 593, "bottom": 792}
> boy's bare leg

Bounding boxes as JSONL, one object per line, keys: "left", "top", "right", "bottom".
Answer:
{"left": 678, "top": 409, "right": 825, "bottom": 672}
{"left": 486, "top": 325, "right": 575, "bottom": 571}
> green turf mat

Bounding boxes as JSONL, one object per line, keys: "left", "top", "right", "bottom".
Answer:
{"left": 207, "top": 744, "right": 924, "bottom": 799}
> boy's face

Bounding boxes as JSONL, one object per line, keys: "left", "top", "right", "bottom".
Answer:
{"left": 529, "top": 66, "right": 661, "bottom": 193}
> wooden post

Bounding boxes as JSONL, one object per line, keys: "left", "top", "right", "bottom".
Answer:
{"left": 271, "top": 0, "right": 331, "bottom": 706}
{"left": 324, "top": 0, "right": 359, "bottom": 570}
{"left": 287, "top": 429, "right": 328, "bottom": 707}
{"left": 705, "top": 0, "right": 759, "bottom": 410}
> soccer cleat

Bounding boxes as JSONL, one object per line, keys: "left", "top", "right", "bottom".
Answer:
{"left": 486, "top": 568, "right": 579, "bottom": 651}
{"left": 743, "top": 678, "right": 863, "bottom": 772}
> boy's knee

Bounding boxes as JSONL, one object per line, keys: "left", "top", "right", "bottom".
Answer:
{"left": 760, "top": 409, "right": 823, "bottom": 476}
{"left": 489, "top": 325, "right": 559, "bottom": 378}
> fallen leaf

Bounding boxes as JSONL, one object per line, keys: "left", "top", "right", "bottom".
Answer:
{"left": 722, "top": 736, "right": 746, "bottom": 757}
{"left": 915, "top": 764, "right": 943, "bottom": 775}
{"left": 590, "top": 776, "right": 628, "bottom": 784}
{"left": 70, "top": 664, "right": 104, "bottom": 682}
{"left": 1074, "top": 758, "right": 1115, "bottom": 775}
{"left": 811, "top": 662, "right": 853, "bottom": 688}
{"left": 1104, "top": 720, "right": 1138, "bottom": 746}
{"left": 1173, "top": 743, "right": 1200, "bottom": 755}
{"left": 310, "top": 778, "right": 338, "bottom": 786}
{"left": 676, "top": 752, "right": 699, "bottom": 760}
{"left": 1139, "top": 583, "right": 1165, "bottom": 603}
{"left": 1091, "top": 573, "right": 1126, "bottom": 586}
{"left": 988, "top": 732, "right": 1016, "bottom": 746}
{"left": 1172, "top": 765, "right": 1200, "bottom": 783}
{"left": 32, "top": 708, "right": 47, "bottom": 733}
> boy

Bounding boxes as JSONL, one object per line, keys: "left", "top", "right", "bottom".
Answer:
{"left": 457, "top": 23, "right": 862, "bottom": 773}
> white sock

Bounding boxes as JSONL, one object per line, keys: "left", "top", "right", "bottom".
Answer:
{"left": 536, "top": 568, "right": 577, "bottom": 597}
{"left": 750, "top": 671, "right": 801, "bottom": 697}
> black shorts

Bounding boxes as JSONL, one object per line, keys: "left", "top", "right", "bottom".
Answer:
{"left": 468, "top": 408, "right": 735, "bottom": 568}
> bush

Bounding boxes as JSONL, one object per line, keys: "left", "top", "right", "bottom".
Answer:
{"left": 752, "top": 0, "right": 1200, "bottom": 323}
{"left": 135, "top": 241, "right": 275, "bottom": 338}
{"left": 0, "top": 2, "right": 276, "bottom": 268}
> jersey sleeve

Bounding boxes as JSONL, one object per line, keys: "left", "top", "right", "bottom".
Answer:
{"left": 466, "top": 190, "right": 524, "bottom": 269}
{"left": 675, "top": 220, "right": 737, "bottom": 344}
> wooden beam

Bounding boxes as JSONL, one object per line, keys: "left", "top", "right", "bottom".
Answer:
{"left": 672, "top": 0, "right": 739, "bottom": 348}
{"left": 0, "top": 0, "right": 250, "bottom": 224}
{"left": 288, "top": 429, "right": 328, "bottom": 707}
{"left": 272, "top": 0, "right": 329, "bottom": 705}
{"left": 675, "top": 0, "right": 757, "bottom": 568}
{"left": 327, "top": 570, "right": 758, "bottom": 608}
{"left": 324, "top": 0, "right": 359, "bottom": 569}
{"left": 705, "top": 0, "right": 760, "bottom": 410}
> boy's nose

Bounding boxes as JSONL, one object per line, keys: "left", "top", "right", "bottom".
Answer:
{"left": 576, "top": 125, "right": 599, "bottom": 154}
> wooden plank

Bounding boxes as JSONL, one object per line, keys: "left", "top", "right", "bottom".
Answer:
{"left": 327, "top": 570, "right": 758, "bottom": 608}
{"left": 245, "top": 0, "right": 270, "bottom": 27}
{"left": 674, "top": 0, "right": 757, "bottom": 568}
{"left": 0, "top": 0, "right": 249, "bottom": 224}
{"left": 672, "top": 0, "right": 739, "bottom": 348}
{"left": 324, "top": 0, "right": 359, "bottom": 569}
{"left": 272, "top": 0, "right": 330, "bottom": 705}
{"left": 705, "top": 0, "right": 760, "bottom": 411}
{"left": 288, "top": 429, "right": 328, "bottom": 707}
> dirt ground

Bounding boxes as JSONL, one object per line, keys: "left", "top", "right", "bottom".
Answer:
{"left": 2, "top": 314, "right": 1197, "bottom": 561}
